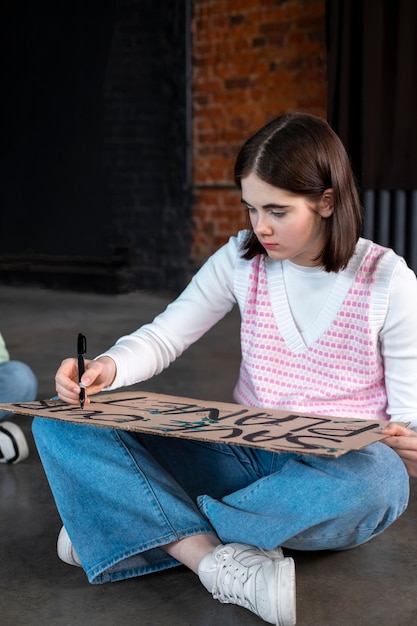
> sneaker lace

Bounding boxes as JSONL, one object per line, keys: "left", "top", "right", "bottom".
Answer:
{"left": 212, "top": 550, "right": 257, "bottom": 610}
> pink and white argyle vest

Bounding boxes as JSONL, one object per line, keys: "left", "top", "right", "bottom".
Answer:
{"left": 233, "top": 243, "right": 396, "bottom": 421}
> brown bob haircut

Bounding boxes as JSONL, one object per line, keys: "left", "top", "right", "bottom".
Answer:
{"left": 234, "top": 112, "right": 363, "bottom": 272}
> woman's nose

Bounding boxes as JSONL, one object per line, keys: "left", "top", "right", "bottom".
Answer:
{"left": 254, "top": 213, "right": 273, "bottom": 235}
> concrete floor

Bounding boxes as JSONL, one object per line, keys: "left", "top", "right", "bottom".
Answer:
{"left": 1, "top": 284, "right": 417, "bottom": 626}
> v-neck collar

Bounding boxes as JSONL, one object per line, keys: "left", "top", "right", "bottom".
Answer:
{"left": 265, "top": 239, "right": 372, "bottom": 353}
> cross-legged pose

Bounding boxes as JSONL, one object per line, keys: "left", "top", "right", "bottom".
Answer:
{"left": 33, "top": 112, "right": 417, "bottom": 625}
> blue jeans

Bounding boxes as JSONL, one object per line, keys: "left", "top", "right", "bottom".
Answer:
{"left": 0, "top": 360, "right": 38, "bottom": 420}
{"left": 32, "top": 417, "right": 409, "bottom": 585}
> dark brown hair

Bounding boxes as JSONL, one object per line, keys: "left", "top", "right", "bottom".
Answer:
{"left": 234, "top": 112, "right": 363, "bottom": 271}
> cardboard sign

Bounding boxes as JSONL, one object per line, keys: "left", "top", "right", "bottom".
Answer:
{"left": 0, "top": 391, "right": 388, "bottom": 457}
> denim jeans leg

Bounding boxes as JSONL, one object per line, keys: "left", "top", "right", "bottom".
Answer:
{"left": 32, "top": 420, "right": 286, "bottom": 584}
{"left": 0, "top": 361, "right": 38, "bottom": 420}
{"left": 198, "top": 442, "right": 410, "bottom": 551}
{"left": 33, "top": 415, "right": 410, "bottom": 584}
{"left": 32, "top": 418, "right": 215, "bottom": 584}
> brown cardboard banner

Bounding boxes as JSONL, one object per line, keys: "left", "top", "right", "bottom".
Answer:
{"left": 0, "top": 391, "right": 388, "bottom": 457}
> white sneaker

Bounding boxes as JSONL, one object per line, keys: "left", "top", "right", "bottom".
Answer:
{"left": 198, "top": 543, "right": 296, "bottom": 626}
{"left": 57, "top": 526, "right": 81, "bottom": 567}
{"left": 0, "top": 421, "right": 29, "bottom": 464}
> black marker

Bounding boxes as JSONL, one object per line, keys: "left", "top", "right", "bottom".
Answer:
{"left": 77, "top": 333, "right": 87, "bottom": 409}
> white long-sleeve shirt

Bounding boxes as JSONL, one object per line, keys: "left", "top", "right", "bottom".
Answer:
{"left": 102, "top": 232, "right": 417, "bottom": 431}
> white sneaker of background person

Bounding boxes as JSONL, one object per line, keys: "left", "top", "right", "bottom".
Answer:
{"left": 0, "top": 422, "right": 29, "bottom": 464}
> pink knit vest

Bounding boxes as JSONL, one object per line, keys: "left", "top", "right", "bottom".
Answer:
{"left": 233, "top": 246, "right": 389, "bottom": 420}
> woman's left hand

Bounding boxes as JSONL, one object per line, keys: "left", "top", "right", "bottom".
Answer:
{"left": 382, "top": 422, "right": 417, "bottom": 477}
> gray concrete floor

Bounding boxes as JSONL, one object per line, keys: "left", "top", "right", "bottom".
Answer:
{"left": 1, "top": 284, "right": 417, "bottom": 626}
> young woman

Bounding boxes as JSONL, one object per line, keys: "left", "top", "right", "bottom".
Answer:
{"left": 33, "top": 112, "right": 417, "bottom": 626}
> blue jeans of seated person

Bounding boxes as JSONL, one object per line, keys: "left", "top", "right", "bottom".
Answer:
{"left": 0, "top": 361, "right": 38, "bottom": 420}
{"left": 32, "top": 417, "right": 409, "bottom": 585}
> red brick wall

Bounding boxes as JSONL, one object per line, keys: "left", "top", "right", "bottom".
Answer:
{"left": 191, "top": 0, "right": 327, "bottom": 264}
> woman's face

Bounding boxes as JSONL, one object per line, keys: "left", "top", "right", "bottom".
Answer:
{"left": 241, "top": 172, "right": 333, "bottom": 267}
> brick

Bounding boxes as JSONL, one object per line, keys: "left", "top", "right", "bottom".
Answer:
{"left": 191, "top": 0, "right": 327, "bottom": 265}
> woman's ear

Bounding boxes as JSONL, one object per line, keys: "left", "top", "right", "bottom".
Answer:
{"left": 319, "top": 188, "right": 334, "bottom": 218}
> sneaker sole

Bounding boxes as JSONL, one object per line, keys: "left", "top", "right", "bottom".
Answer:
{"left": 276, "top": 556, "right": 296, "bottom": 626}
{"left": 0, "top": 421, "right": 29, "bottom": 463}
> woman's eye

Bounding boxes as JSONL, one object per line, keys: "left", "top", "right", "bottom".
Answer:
{"left": 271, "top": 211, "right": 285, "bottom": 218}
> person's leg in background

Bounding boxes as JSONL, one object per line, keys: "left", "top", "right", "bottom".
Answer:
{"left": 0, "top": 360, "right": 38, "bottom": 463}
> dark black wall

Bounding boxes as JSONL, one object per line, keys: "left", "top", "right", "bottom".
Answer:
{"left": 0, "top": 0, "right": 191, "bottom": 293}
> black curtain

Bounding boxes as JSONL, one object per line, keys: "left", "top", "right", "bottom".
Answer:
{"left": 326, "top": 0, "right": 417, "bottom": 190}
